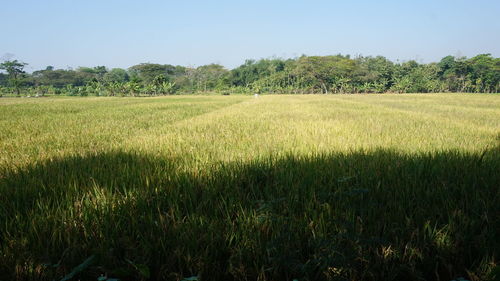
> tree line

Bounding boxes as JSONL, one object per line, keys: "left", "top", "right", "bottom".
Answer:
{"left": 0, "top": 54, "right": 499, "bottom": 96}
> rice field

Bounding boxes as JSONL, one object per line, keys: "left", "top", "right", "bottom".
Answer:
{"left": 0, "top": 94, "right": 499, "bottom": 281}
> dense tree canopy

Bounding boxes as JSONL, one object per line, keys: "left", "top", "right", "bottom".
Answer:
{"left": 0, "top": 54, "right": 498, "bottom": 96}
{"left": 0, "top": 60, "right": 27, "bottom": 95}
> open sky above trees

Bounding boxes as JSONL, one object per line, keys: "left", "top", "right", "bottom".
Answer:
{"left": 2, "top": 0, "right": 500, "bottom": 71}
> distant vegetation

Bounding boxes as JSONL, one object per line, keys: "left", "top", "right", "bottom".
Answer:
{"left": 0, "top": 54, "right": 499, "bottom": 96}
{"left": 1, "top": 94, "right": 499, "bottom": 280}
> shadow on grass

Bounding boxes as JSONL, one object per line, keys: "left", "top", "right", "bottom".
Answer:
{"left": 0, "top": 148, "right": 499, "bottom": 281}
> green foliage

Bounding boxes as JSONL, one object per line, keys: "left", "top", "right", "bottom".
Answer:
{"left": 191, "top": 64, "right": 228, "bottom": 92}
{"left": 292, "top": 55, "right": 356, "bottom": 93}
{"left": 0, "top": 72, "right": 8, "bottom": 86}
{"left": 2, "top": 54, "right": 499, "bottom": 96}
{"left": 225, "top": 58, "right": 290, "bottom": 91}
{"left": 354, "top": 56, "right": 395, "bottom": 92}
{"left": 103, "top": 68, "right": 129, "bottom": 83}
{"left": 128, "top": 63, "right": 185, "bottom": 85}
{"left": 31, "top": 67, "right": 96, "bottom": 88}
{"left": 0, "top": 59, "right": 27, "bottom": 95}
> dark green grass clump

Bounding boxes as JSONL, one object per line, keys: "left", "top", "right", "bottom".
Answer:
{"left": 1, "top": 148, "right": 499, "bottom": 281}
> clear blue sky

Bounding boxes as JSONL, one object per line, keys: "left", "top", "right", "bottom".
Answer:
{"left": 2, "top": 0, "right": 500, "bottom": 71}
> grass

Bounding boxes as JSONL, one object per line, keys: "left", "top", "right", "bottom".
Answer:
{"left": 0, "top": 93, "right": 499, "bottom": 281}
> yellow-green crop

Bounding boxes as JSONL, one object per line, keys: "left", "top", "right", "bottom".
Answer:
{"left": 0, "top": 93, "right": 499, "bottom": 281}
